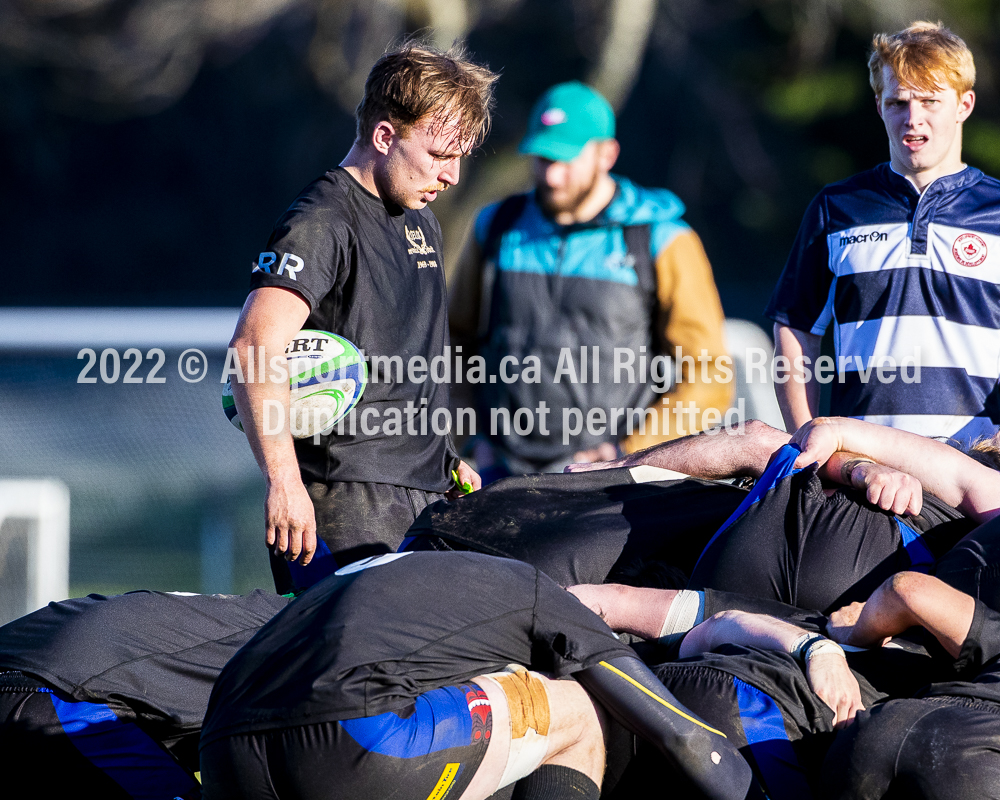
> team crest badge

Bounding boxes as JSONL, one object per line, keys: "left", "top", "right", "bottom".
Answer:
{"left": 405, "top": 225, "right": 435, "bottom": 256}
{"left": 952, "top": 233, "right": 987, "bottom": 267}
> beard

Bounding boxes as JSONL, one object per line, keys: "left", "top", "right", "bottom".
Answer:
{"left": 535, "top": 169, "right": 602, "bottom": 217}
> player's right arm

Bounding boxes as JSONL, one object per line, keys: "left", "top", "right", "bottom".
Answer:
{"left": 773, "top": 324, "right": 821, "bottom": 431}
{"left": 230, "top": 286, "right": 316, "bottom": 564}
{"left": 766, "top": 190, "right": 833, "bottom": 432}
{"left": 828, "top": 572, "right": 975, "bottom": 658}
{"left": 564, "top": 417, "right": 791, "bottom": 478}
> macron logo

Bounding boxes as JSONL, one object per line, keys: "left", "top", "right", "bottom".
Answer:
{"left": 839, "top": 231, "right": 888, "bottom": 246}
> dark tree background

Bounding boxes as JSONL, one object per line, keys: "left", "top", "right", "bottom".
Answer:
{"left": 3, "top": 0, "right": 1000, "bottom": 323}
{"left": 3, "top": 0, "right": 1000, "bottom": 596}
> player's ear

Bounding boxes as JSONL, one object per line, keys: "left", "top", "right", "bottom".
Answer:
{"left": 372, "top": 121, "right": 396, "bottom": 155}
{"left": 598, "top": 138, "right": 620, "bottom": 172}
{"left": 957, "top": 90, "right": 975, "bottom": 123}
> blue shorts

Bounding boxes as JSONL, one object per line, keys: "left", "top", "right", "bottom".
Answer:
{"left": 201, "top": 682, "right": 493, "bottom": 800}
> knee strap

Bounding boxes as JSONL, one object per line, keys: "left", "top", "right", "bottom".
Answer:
{"left": 483, "top": 668, "right": 552, "bottom": 788}
{"left": 488, "top": 668, "right": 551, "bottom": 738}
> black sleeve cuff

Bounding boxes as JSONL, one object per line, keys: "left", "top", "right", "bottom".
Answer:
{"left": 955, "top": 599, "right": 1000, "bottom": 675}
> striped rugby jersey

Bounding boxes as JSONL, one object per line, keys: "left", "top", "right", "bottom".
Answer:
{"left": 767, "top": 163, "right": 1000, "bottom": 443}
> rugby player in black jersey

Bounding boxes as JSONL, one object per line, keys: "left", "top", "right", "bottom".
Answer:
{"left": 228, "top": 42, "right": 497, "bottom": 593}
{"left": 572, "top": 572, "right": 999, "bottom": 800}
{"left": 199, "top": 551, "right": 752, "bottom": 800}
{"left": 822, "top": 571, "right": 1000, "bottom": 798}
{"left": 0, "top": 589, "right": 288, "bottom": 800}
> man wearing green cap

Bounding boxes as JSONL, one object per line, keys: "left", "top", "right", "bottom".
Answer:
{"left": 450, "top": 82, "right": 731, "bottom": 478}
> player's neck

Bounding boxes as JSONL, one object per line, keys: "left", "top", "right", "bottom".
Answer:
{"left": 552, "top": 174, "right": 617, "bottom": 225}
{"left": 340, "top": 145, "right": 380, "bottom": 197}
{"left": 890, "top": 144, "right": 967, "bottom": 193}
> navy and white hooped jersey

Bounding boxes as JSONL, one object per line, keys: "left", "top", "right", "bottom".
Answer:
{"left": 767, "top": 163, "right": 1000, "bottom": 443}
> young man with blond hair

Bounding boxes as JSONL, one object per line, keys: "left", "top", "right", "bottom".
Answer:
{"left": 767, "top": 22, "right": 1000, "bottom": 443}
{"left": 229, "top": 42, "right": 496, "bottom": 592}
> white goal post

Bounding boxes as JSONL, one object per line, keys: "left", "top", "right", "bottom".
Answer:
{"left": 0, "top": 480, "right": 70, "bottom": 625}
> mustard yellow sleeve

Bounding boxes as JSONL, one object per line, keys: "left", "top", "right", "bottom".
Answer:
{"left": 622, "top": 229, "right": 733, "bottom": 452}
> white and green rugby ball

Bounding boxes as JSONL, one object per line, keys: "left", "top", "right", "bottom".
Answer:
{"left": 223, "top": 329, "right": 368, "bottom": 439}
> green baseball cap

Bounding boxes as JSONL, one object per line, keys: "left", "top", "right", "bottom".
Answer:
{"left": 519, "top": 81, "right": 616, "bottom": 162}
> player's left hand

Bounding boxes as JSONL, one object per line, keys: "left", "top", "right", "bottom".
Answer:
{"left": 446, "top": 460, "right": 481, "bottom": 499}
{"left": 826, "top": 601, "right": 865, "bottom": 645}
{"left": 854, "top": 462, "right": 923, "bottom": 516}
{"left": 567, "top": 584, "right": 608, "bottom": 622}
{"left": 806, "top": 651, "right": 864, "bottom": 729}
{"left": 790, "top": 417, "right": 843, "bottom": 469}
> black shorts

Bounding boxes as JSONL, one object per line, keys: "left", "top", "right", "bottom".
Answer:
{"left": 822, "top": 696, "right": 1000, "bottom": 799}
{"left": 270, "top": 480, "right": 447, "bottom": 594}
{"left": 201, "top": 682, "right": 492, "bottom": 800}
{"left": 689, "top": 458, "right": 961, "bottom": 613}
{"left": 650, "top": 662, "right": 826, "bottom": 800}
{"left": 0, "top": 671, "right": 200, "bottom": 800}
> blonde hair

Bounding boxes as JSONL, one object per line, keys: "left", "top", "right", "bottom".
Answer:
{"left": 355, "top": 40, "right": 498, "bottom": 153}
{"left": 965, "top": 433, "right": 1000, "bottom": 473}
{"left": 868, "top": 21, "right": 975, "bottom": 101}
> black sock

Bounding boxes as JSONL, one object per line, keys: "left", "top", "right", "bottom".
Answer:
{"left": 510, "top": 765, "right": 600, "bottom": 800}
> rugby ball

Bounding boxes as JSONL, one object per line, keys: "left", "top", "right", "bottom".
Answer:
{"left": 223, "top": 330, "right": 367, "bottom": 439}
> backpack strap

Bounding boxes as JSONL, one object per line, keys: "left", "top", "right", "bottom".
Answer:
{"left": 622, "top": 223, "right": 655, "bottom": 295}
{"left": 478, "top": 193, "right": 529, "bottom": 340}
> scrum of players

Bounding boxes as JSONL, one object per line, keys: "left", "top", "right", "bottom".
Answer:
{"left": 5, "top": 416, "right": 1000, "bottom": 800}
{"left": 5, "top": 19, "right": 1000, "bottom": 800}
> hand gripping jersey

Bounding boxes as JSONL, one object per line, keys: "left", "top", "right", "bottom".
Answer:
{"left": 644, "top": 637, "right": 950, "bottom": 800}
{"left": 688, "top": 444, "right": 973, "bottom": 613}
{"left": 766, "top": 164, "right": 1000, "bottom": 443}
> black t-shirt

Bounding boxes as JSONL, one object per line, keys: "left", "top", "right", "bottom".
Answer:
{"left": 250, "top": 167, "right": 458, "bottom": 492}
{"left": 403, "top": 468, "right": 747, "bottom": 586}
{"left": 0, "top": 590, "right": 289, "bottom": 730}
{"left": 201, "top": 551, "right": 635, "bottom": 744}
